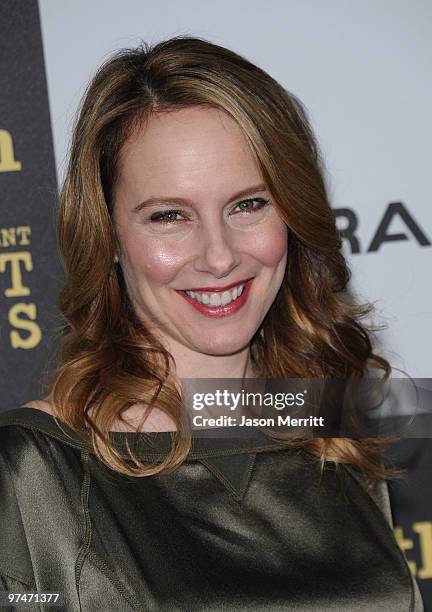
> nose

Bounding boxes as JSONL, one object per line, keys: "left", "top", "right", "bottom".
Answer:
{"left": 192, "top": 221, "right": 241, "bottom": 278}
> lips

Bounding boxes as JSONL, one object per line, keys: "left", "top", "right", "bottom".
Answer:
{"left": 177, "top": 278, "right": 254, "bottom": 318}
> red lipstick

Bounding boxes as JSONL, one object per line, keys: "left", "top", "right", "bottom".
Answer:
{"left": 177, "top": 278, "right": 253, "bottom": 318}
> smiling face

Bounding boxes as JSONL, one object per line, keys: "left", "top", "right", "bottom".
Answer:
{"left": 113, "top": 106, "right": 287, "bottom": 366}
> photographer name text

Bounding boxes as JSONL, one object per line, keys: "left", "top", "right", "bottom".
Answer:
{"left": 193, "top": 415, "right": 325, "bottom": 427}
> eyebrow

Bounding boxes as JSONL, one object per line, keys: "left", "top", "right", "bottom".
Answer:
{"left": 132, "top": 184, "right": 268, "bottom": 213}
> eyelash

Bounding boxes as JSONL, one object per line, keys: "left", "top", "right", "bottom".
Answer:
{"left": 149, "top": 198, "right": 270, "bottom": 224}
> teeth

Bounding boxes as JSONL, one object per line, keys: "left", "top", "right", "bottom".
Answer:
{"left": 221, "top": 291, "right": 232, "bottom": 306}
{"left": 185, "top": 283, "right": 246, "bottom": 307}
{"left": 209, "top": 293, "right": 220, "bottom": 306}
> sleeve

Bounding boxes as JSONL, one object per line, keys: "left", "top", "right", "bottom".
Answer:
{"left": 0, "top": 435, "right": 36, "bottom": 596}
{"left": 371, "top": 480, "right": 424, "bottom": 610}
{"left": 347, "top": 469, "right": 424, "bottom": 612}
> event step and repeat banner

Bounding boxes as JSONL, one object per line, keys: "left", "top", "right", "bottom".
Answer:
{"left": 0, "top": 0, "right": 62, "bottom": 407}
{"left": 1, "top": 1, "right": 431, "bottom": 608}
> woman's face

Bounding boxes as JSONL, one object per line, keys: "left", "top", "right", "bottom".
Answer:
{"left": 113, "top": 106, "right": 287, "bottom": 358}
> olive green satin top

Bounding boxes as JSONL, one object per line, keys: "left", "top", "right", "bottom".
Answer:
{"left": 0, "top": 408, "right": 423, "bottom": 611}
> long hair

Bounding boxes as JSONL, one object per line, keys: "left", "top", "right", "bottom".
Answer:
{"left": 49, "top": 35, "right": 395, "bottom": 480}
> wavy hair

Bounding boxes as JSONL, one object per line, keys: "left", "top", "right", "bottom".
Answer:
{"left": 49, "top": 35, "right": 396, "bottom": 482}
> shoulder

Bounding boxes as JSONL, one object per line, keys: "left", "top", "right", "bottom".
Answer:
{"left": 343, "top": 464, "right": 394, "bottom": 528}
{"left": 21, "top": 398, "right": 54, "bottom": 414}
{"left": 0, "top": 405, "right": 51, "bottom": 586}
{"left": 0, "top": 399, "right": 53, "bottom": 431}
{"left": 0, "top": 400, "right": 53, "bottom": 430}
{"left": 0, "top": 403, "right": 89, "bottom": 516}
{"left": 0, "top": 403, "right": 86, "bottom": 588}
{"left": 0, "top": 403, "right": 89, "bottom": 464}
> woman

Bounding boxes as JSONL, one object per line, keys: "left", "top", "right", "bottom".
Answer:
{"left": 0, "top": 36, "right": 423, "bottom": 611}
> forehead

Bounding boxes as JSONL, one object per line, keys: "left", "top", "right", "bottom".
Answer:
{"left": 116, "top": 106, "right": 262, "bottom": 194}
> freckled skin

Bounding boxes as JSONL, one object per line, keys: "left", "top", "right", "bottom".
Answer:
{"left": 113, "top": 106, "right": 288, "bottom": 380}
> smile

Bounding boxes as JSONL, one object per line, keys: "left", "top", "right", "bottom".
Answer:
{"left": 177, "top": 279, "right": 254, "bottom": 318}
{"left": 185, "top": 283, "right": 245, "bottom": 306}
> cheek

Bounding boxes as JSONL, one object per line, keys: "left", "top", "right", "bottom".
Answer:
{"left": 121, "top": 235, "right": 186, "bottom": 285}
{"left": 251, "top": 220, "right": 288, "bottom": 266}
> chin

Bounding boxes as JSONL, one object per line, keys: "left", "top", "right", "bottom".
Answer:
{"left": 193, "top": 335, "right": 251, "bottom": 357}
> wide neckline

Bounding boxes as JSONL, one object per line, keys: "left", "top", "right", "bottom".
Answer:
{"left": 0, "top": 407, "right": 291, "bottom": 460}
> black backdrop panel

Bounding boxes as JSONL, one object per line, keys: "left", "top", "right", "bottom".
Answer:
{"left": 0, "top": 0, "right": 62, "bottom": 408}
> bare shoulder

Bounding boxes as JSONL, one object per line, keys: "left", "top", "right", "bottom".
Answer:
{"left": 22, "top": 398, "right": 54, "bottom": 415}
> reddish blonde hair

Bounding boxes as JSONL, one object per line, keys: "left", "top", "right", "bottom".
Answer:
{"left": 49, "top": 36, "right": 397, "bottom": 481}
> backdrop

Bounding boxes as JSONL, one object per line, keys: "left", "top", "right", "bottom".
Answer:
{"left": 1, "top": 0, "right": 431, "bottom": 607}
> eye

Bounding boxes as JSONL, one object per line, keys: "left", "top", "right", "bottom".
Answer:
{"left": 147, "top": 198, "right": 270, "bottom": 226}
{"left": 231, "top": 198, "right": 270, "bottom": 214}
{"left": 149, "top": 209, "right": 187, "bottom": 224}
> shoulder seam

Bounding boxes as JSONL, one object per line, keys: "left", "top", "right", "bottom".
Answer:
{"left": 0, "top": 419, "right": 88, "bottom": 453}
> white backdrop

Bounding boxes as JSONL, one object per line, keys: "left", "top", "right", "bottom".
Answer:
{"left": 38, "top": 0, "right": 432, "bottom": 378}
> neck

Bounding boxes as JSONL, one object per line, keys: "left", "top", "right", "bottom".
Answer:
{"left": 167, "top": 344, "right": 257, "bottom": 383}
{"left": 110, "top": 344, "right": 258, "bottom": 433}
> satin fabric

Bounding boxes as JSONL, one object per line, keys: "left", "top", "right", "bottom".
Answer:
{"left": 0, "top": 408, "right": 421, "bottom": 611}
